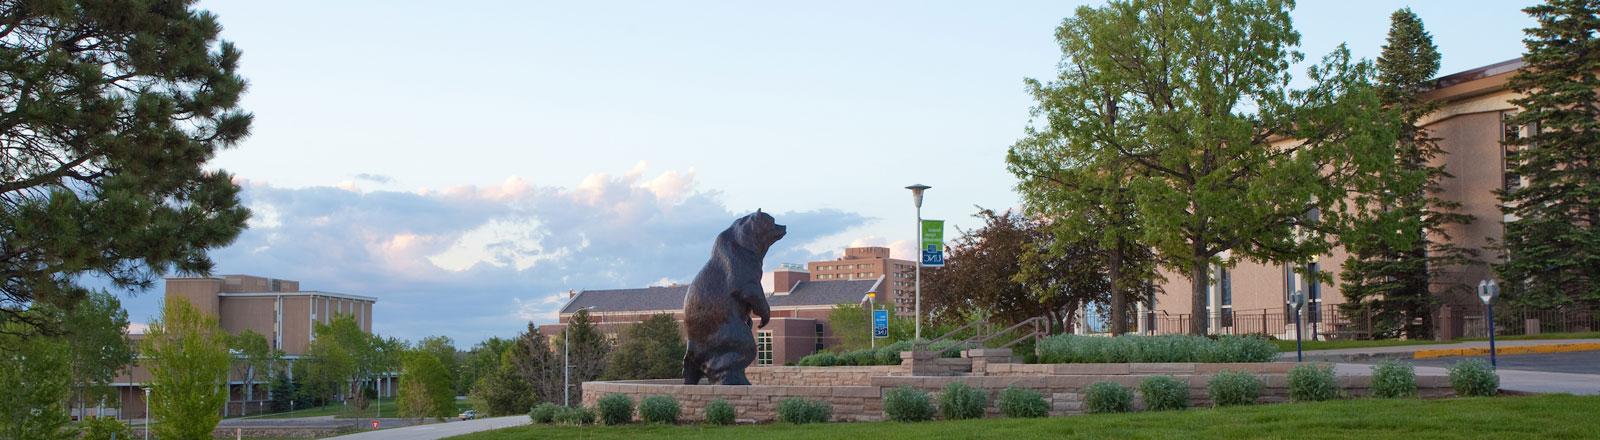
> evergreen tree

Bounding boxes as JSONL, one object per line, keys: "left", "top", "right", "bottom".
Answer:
{"left": 1496, "top": 0, "right": 1600, "bottom": 308}
{"left": 603, "top": 314, "right": 686, "bottom": 380}
{"left": 0, "top": 0, "right": 253, "bottom": 336}
{"left": 506, "top": 323, "right": 561, "bottom": 403}
{"left": 267, "top": 371, "right": 297, "bottom": 413}
{"left": 457, "top": 337, "right": 512, "bottom": 396}
{"left": 1339, "top": 8, "right": 1476, "bottom": 339}
{"left": 556, "top": 309, "right": 610, "bottom": 403}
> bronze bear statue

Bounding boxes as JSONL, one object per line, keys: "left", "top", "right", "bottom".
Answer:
{"left": 682, "top": 210, "right": 785, "bottom": 385}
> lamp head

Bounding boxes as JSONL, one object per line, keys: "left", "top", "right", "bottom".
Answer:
{"left": 905, "top": 184, "right": 931, "bottom": 208}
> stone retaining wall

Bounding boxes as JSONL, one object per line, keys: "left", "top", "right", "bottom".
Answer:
{"left": 582, "top": 362, "right": 1456, "bottom": 423}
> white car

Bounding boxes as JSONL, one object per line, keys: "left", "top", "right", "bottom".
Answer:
{"left": 457, "top": 409, "right": 478, "bottom": 421}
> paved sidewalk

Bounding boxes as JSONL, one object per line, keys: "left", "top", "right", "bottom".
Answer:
{"left": 1280, "top": 338, "right": 1600, "bottom": 362}
{"left": 324, "top": 415, "right": 527, "bottom": 440}
{"left": 1335, "top": 362, "right": 1600, "bottom": 395}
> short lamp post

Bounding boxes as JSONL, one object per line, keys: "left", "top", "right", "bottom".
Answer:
{"left": 142, "top": 386, "right": 151, "bottom": 440}
{"left": 564, "top": 306, "right": 596, "bottom": 406}
{"left": 1289, "top": 291, "right": 1306, "bottom": 363}
{"left": 1478, "top": 280, "right": 1500, "bottom": 368}
{"left": 905, "top": 184, "right": 930, "bottom": 341}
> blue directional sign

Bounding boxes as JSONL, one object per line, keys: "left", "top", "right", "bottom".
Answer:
{"left": 872, "top": 309, "right": 889, "bottom": 338}
{"left": 921, "top": 244, "right": 945, "bottom": 267}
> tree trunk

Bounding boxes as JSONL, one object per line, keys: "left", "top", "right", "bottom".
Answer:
{"left": 1109, "top": 238, "right": 1127, "bottom": 335}
{"left": 1190, "top": 247, "right": 1210, "bottom": 336}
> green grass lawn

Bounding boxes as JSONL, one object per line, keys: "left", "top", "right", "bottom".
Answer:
{"left": 1464, "top": 331, "right": 1600, "bottom": 341}
{"left": 447, "top": 394, "right": 1598, "bottom": 440}
{"left": 1271, "top": 338, "right": 1444, "bottom": 352}
{"left": 253, "top": 398, "right": 471, "bottom": 419}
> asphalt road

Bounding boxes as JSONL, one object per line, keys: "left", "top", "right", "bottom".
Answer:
{"left": 323, "top": 415, "right": 527, "bottom": 440}
{"left": 1406, "top": 350, "right": 1600, "bottom": 375}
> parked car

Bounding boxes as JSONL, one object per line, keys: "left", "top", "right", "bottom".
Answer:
{"left": 458, "top": 409, "right": 478, "bottom": 421}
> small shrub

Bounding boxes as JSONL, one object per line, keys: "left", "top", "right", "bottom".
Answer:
{"left": 1084, "top": 381, "right": 1134, "bottom": 413}
{"left": 883, "top": 386, "right": 935, "bottom": 422}
{"left": 79, "top": 417, "right": 131, "bottom": 440}
{"left": 1448, "top": 359, "right": 1499, "bottom": 397}
{"left": 552, "top": 406, "right": 595, "bottom": 425}
{"left": 875, "top": 349, "right": 902, "bottom": 365}
{"left": 1288, "top": 363, "right": 1339, "bottom": 402}
{"left": 639, "top": 395, "right": 680, "bottom": 424}
{"left": 1206, "top": 371, "right": 1262, "bottom": 407}
{"left": 996, "top": 386, "right": 1048, "bottom": 418}
{"left": 704, "top": 399, "right": 735, "bottom": 425}
{"left": 529, "top": 402, "right": 561, "bottom": 423}
{"left": 939, "top": 382, "right": 987, "bottom": 420}
{"left": 1036, "top": 334, "right": 1277, "bottom": 364}
{"left": 798, "top": 352, "right": 839, "bottom": 367}
{"left": 596, "top": 393, "right": 635, "bottom": 425}
{"left": 777, "top": 398, "right": 832, "bottom": 424}
{"left": 1139, "top": 375, "right": 1190, "bottom": 411}
{"left": 842, "top": 349, "right": 878, "bottom": 366}
{"left": 1371, "top": 360, "right": 1418, "bottom": 398}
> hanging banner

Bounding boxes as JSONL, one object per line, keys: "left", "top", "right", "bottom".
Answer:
{"left": 873, "top": 309, "right": 889, "bottom": 338}
{"left": 920, "top": 219, "right": 945, "bottom": 267}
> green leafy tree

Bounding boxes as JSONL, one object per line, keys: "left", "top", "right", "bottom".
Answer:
{"left": 603, "top": 314, "right": 686, "bottom": 380}
{"left": 1496, "top": 0, "right": 1600, "bottom": 308}
{"left": 0, "top": 0, "right": 253, "bottom": 336}
{"left": 227, "top": 329, "right": 280, "bottom": 415}
{"left": 0, "top": 317, "right": 71, "bottom": 440}
{"left": 1338, "top": 8, "right": 1476, "bottom": 339}
{"left": 143, "top": 299, "right": 230, "bottom": 440}
{"left": 1009, "top": 0, "right": 1394, "bottom": 334}
{"left": 303, "top": 315, "right": 393, "bottom": 411}
{"left": 458, "top": 337, "right": 511, "bottom": 395}
{"left": 468, "top": 353, "right": 533, "bottom": 416}
{"left": 398, "top": 349, "right": 454, "bottom": 421}
{"left": 826, "top": 304, "right": 915, "bottom": 351}
{"left": 415, "top": 335, "right": 459, "bottom": 387}
{"left": 61, "top": 291, "right": 133, "bottom": 419}
{"left": 555, "top": 309, "right": 610, "bottom": 403}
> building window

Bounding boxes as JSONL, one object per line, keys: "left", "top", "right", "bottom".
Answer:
{"left": 756, "top": 331, "right": 773, "bottom": 366}
{"left": 1307, "top": 262, "right": 1322, "bottom": 323}
{"left": 815, "top": 323, "right": 825, "bottom": 352}
{"left": 1501, "top": 111, "right": 1523, "bottom": 191}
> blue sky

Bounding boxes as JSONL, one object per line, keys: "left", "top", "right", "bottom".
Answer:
{"left": 119, "top": 1, "right": 1538, "bottom": 345}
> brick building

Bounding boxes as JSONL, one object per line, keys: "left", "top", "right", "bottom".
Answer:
{"left": 806, "top": 247, "right": 916, "bottom": 314}
{"left": 542, "top": 273, "right": 880, "bottom": 366}
{"left": 102, "top": 275, "right": 387, "bottom": 420}
{"left": 1145, "top": 58, "right": 1559, "bottom": 339}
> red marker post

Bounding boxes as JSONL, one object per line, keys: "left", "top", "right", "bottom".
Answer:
{"left": 371, "top": 420, "right": 380, "bottom": 430}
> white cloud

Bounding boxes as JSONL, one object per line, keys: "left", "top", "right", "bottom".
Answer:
{"left": 124, "top": 164, "right": 870, "bottom": 345}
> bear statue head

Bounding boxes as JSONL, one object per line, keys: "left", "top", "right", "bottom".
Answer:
{"left": 731, "top": 209, "right": 786, "bottom": 254}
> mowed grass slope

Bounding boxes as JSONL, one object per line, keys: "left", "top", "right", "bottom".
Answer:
{"left": 448, "top": 395, "right": 1600, "bottom": 440}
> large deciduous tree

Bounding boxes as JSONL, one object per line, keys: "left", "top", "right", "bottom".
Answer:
{"left": 1338, "top": 8, "right": 1476, "bottom": 339}
{"left": 0, "top": 315, "right": 70, "bottom": 440}
{"left": 458, "top": 337, "right": 511, "bottom": 396}
{"left": 64, "top": 291, "right": 133, "bottom": 419}
{"left": 603, "top": 313, "right": 685, "bottom": 380}
{"left": 143, "top": 299, "right": 230, "bottom": 440}
{"left": 227, "top": 329, "right": 280, "bottom": 415}
{"left": 1496, "top": 0, "right": 1600, "bottom": 308}
{"left": 0, "top": 0, "right": 253, "bottom": 335}
{"left": 303, "top": 315, "right": 394, "bottom": 410}
{"left": 397, "top": 349, "right": 454, "bottom": 421}
{"left": 1011, "top": 0, "right": 1394, "bottom": 335}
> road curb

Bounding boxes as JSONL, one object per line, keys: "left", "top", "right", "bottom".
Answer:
{"left": 1412, "top": 342, "right": 1600, "bottom": 359}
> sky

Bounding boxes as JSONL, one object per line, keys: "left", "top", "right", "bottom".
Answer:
{"left": 117, "top": 0, "right": 1540, "bottom": 345}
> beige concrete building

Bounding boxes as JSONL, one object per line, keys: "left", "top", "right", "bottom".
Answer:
{"left": 1145, "top": 58, "right": 1532, "bottom": 339}
{"left": 806, "top": 247, "right": 916, "bottom": 315}
{"left": 104, "top": 275, "right": 383, "bottom": 420}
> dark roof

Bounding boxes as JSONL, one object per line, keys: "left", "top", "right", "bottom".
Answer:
{"left": 1431, "top": 57, "right": 1523, "bottom": 91}
{"left": 560, "top": 285, "right": 687, "bottom": 314}
{"left": 766, "top": 279, "right": 879, "bottom": 308}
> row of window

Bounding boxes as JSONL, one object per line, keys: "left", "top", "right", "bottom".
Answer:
{"left": 815, "top": 263, "right": 876, "bottom": 271}
{"left": 1199, "top": 262, "right": 1325, "bottom": 330}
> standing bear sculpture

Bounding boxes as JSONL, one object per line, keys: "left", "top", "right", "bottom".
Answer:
{"left": 682, "top": 210, "right": 785, "bottom": 385}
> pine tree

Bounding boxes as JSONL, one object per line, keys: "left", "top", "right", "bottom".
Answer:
{"left": 0, "top": 0, "right": 253, "bottom": 336}
{"left": 603, "top": 314, "right": 686, "bottom": 380}
{"left": 1496, "top": 0, "right": 1600, "bottom": 308}
{"left": 556, "top": 310, "right": 610, "bottom": 403}
{"left": 1339, "top": 8, "right": 1476, "bottom": 339}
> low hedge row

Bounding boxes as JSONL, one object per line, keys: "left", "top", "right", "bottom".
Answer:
{"left": 797, "top": 339, "right": 964, "bottom": 367}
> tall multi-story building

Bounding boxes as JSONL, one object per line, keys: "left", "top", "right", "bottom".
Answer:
{"left": 104, "top": 274, "right": 383, "bottom": 420}
{"left": 1146, "top": 58, "right": 1545, "bottom": 340}
{"left": 806, "top": 247, "right": 916, "bottom": 314}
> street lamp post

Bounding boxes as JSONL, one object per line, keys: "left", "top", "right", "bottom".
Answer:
{"left": 142, "top": 386, "right": 151, "bottom": 440}
{"left": 564, "top": 306, "right": 596, "bottom": 406}
{"left": 906, "top": 184, "right": 930, "bottom": 341}
{"left": 867, "top": 291, "right": 877, "bottom": 350}
{"left": 1478, "top": 280, "right": 1500, "bottom": 368}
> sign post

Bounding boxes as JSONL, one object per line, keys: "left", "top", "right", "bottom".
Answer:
{"left": 1478, "top": 280, "right": 1500, "bottom": 368}
{"left": 1289, "top": 290, "right": 1306, "bottom": 363}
